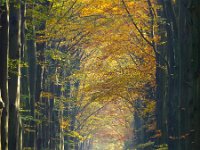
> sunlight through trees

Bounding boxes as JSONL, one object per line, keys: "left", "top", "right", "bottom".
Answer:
{"left": 0, "top": 0, "right": 200, "bottom": 149}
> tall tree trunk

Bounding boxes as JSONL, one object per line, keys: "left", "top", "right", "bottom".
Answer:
{"left": 189, "top": 1, "right": 200, "bottom": 149}
{"left": 26, "top": 3, "right": 37, "bottom": 148}
{"left": 57, "top": 84, "right": 64, "bottom": 150}
{"left": 155, "top": 0, "right": 168, "bottom": 146}
{"left": 20, "top": 1, "right": 27, "bottom": 149}
{"left": 157, "top": 0, "right": 200, "bottom": 149}
{"left": 34, "top": 3, "right": 49, "bottom": 149}
{"left": 8, "top": 0, "right": 22, "bottom": 149}
{"left": 0, "top": 1, "right": 9, "bottom": 149}
{"left": 162, "top": 0, "right": 179, "bottom": 149}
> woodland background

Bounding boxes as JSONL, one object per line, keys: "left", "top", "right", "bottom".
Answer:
{"left": 0, "top": 0, "right": 200, "bottom": 149}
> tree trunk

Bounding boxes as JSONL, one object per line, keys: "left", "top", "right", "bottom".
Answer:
{"left": 189, "top": 1, "right": 200, "bottom": 149}
{"left": 156, "top": 0, "right": 200, "bottom": 149}
{"left": 8, "top": 0, "right": 22, "bottom": 149}
{"left": 0, "top": 90, "right": 5, "bottom": 150}
{"left": 0, "top": 1, "right": 9, "bottom": 149}
{"left": 26, "top": 5, "right": 37, "bottom": 148}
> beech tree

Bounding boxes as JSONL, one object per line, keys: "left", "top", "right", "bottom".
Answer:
{"left": 0, "top": 0, "right": 200, "bottom": 150}
{"left": 0, "top": 0, "right": 9, "bottom": 149}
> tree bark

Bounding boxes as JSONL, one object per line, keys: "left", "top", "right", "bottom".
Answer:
{"left": 0, "top": 90, "right": 5, "bottom": 150}
{"left": 0, "top": 1, "right": 9, "bottom": 149}
{"left": 8, "top": 0, "right": 22, "bottom": 149}
{"left": 26, "top": 3, "right": 37, "bottom": 147}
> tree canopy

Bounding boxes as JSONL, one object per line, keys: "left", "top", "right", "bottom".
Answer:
{"left": 0, "top": 0, "right": 200, "bottom": 149}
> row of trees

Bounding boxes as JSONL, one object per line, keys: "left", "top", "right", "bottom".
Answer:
{"left": 0, "top": 0, "right": 200, "bottom": 149}
{"left": 0, "top": 0, "right": 84, "bottom": 149}
{"left": 0, "top": 0, "right": 22, "bottom": 149}
{"left": 155, "top": 0, "right": 200, "bottom": 149}
{"left": 126, "top": 0, "right": 200, "bottom": 149}
{"left": 0, "top": 0, "right": 157, "bottom": 149}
